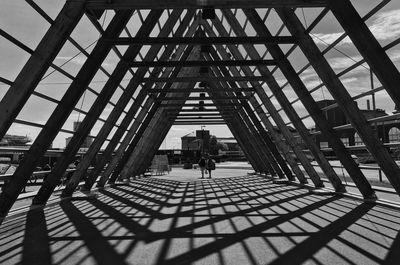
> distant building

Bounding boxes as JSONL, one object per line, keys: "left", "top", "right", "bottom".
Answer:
{"left": 65, "top": 121, "right": 94, "bottom": 150}
{"left": 0, "top": 134, "right": 31, "bottom": 146}
{"left": 181, "top": 130, "right": 210, "bottom": 153}
{"left": 313, "top": 100, "right": 399, "bottom": 148}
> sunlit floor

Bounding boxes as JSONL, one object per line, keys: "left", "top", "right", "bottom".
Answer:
{"left": 0, "top": 174, "right": 399, "bottom": 265}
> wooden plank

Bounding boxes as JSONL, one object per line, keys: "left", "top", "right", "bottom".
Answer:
{"left": 71, "top": 12, "right": 199, "bottom": 192}
{"left": 32, "top": 10, "right": 164, "bottom": 204}
{"left": 202, "top": 21, "right": 310, "bottom": 183}
{"left": 277, "top": 7, "right": 400, "bottom": 194}
{"left": 330, "top": 0, "right": 400, "bottom": 108}
{"left": 118, "top": 56, "right": 202, "bottom": 180}
{"left": 143, "top": 76, "right": 270, "bottom": 83}
{"left": 102, "top": 49, "right": 199, "bottom": 185}
{"left": 0, "top": 1, "right": 85, "bottom": 139}
{"left": 218, "top": 106, "right": 275, "bottom": 175}
{"left": 207, "top": 53, "right": 295, "bottom": 180}
{"left": 109, "top": 36, "right": 296, "bottom": 45}
{"left": 160, "top": 103, "right": 242, "bottom": 107}
{"left": 212, "top": 12, "right": 323, "bottom": 186}
{"left": 147, "top": 88, "right": 256, "bottom": 93}
{"left": 225, "top": 9, "right": 342, "bottom": 189}
{"left": 155, "top": 96, "right": 249, "bottom": 101}
{"left": 245, "top": 9, "right": 374, "bottom": 195}
{"left": 130, "top": 59, "right": 277, "bottom": 67}
{"left": 0, "top": 10, "right": 133, "bottom": 216}
{"left": 85, "top": 0, "right": 328, "bottom": 9}
{"left": 210, "top": 84, "right": 284, "bottom": 177}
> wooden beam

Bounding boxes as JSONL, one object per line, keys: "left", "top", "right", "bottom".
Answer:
{"left": 85, "top": 0, "right": 328, "bottom": 9}
{"left": 171, "top": 109, "right": 234, "bottom": 112}
{"left": 109, "top": 36, "right": 296, "bottom": 45}
{"left": 329, "top": 0, "right": 400, "bottom": 108}
{"left": 131, "top": 59, "right": 277, "bottom": 68}
{"left": 215, "top": 11, "right": 323, "bottom": 186}
{"left": 0, "top": 1, "right": 85, "bottom": 140}
{"left": 202, "top": 20, "right": 309, "bottom": 182}
{"left": 245, "top": 9, "right": 376, "bottom": 196}
{"left": 58, "top": 11, "right": 184, "bottom": 197}
{"left": 0, "top": 10, "right": 134, "bottom": 216}
{"left": 160, "top": 103, "right": 242, "bottom": 107}
{"left": 76, "top": 13, "right": 199, "bottom": 191}
{"left": 146, "top": 88, "right": 255, "bottom": 93}
{"left": 143, "top": 76, "right": 269, "bottom": 83}
{"left": 210, "top": 83, "right": 284, "bottom": 177}
{"left": 173, "top": 113, "right": 227, "bottom": 117}
{"left": 155, "top": 96, "right": 249, "bottom": 101}
{"left": 277, "top": 7, "right": 400, "bottom": 194}
{"left": 208, "top": 58, "right": 296, "bottom": 180}
{"left": 106, "top": 51, "right": 200, "bottom": 184}
{"left": 31, "top": 10, "right": 164, "bottom": 205}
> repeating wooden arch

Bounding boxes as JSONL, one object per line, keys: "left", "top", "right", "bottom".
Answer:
{"left": 0, "top": 0, "right": 399, "bottom": 218}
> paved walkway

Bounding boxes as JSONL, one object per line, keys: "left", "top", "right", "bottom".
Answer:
{"left": 0, "top": 170, "right": 400, "bottom": 264}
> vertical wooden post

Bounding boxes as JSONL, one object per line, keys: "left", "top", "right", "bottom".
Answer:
{"left": 277, "top": 7, "right": 400, "bottom": 195}
{"left": 244, "top": 9, "right": 374, "bottom": 198}
{"left": 0, "top": 1, "right": 85, "bottom": 139}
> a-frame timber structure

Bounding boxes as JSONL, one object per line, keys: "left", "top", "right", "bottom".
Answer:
{"left": 0, "top": 0, "right": 400, "bottom": 219}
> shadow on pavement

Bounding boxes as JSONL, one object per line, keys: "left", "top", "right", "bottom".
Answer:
{"left": 0, "top": 175, "right": 400, "bottom": 265}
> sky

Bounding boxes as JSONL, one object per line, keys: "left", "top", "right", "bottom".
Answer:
{"left": 1, "top": 0, "right": 400, "bottom": 149}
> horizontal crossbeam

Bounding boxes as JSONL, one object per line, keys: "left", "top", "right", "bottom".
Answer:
{"left": 173, "top": 113, "right": 228, "bottom": 117}
{"left": 160, "top": 103, "right": 242, "bottom": 107}
{"left": 85, "top": 0, "right": 328, "bottom": 9}
{"left": 173, "top": 121, "right": 227, "bottom": 125}
{"left": 155, "top": 96, "right": 249, "bottom": 101}
{"left": 174, "top": 116, "right": 225, "bottom": 120}
{"left": 108, "top": 36, "right": 296, "bottom": 45}
{"left": 131, "top": 59, "right": 277, "bottom": 68}
{"left": 142, "top": 76, "right": 268, "bottom": 83}
{"left": 146, "top": 88, "right": 255, "bottom": 93}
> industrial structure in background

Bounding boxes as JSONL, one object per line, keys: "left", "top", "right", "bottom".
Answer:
{"left": 0, "top": 0, "right": 399, "bottom": 228}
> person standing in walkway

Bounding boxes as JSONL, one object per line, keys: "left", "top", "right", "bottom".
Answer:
{"left": 198, "top": 156, "right": 206, "bottom": 179}
{"left": 206, "top": 157, "right": 216, "bottom": 178}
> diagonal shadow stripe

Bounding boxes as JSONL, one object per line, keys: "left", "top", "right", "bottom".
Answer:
{"left": 145, "top": 191, "right": 310, "bottom": 243}
{"left": 268, "top": 202, "right": 375, "bottom": 265}
{"left": 87, "top": 198, "right": 153, "bottom": 239}
{"left": 60, "top": 201, "right": 128, "bottom": 265}
{"left": 99, "top": 189, "right": 163, "bottom": 218}
{"left": 161, "top": 196, "right": 340, "bottom": 265}
{"left": 21, "top": 208, "right": 52, "bottom": 265}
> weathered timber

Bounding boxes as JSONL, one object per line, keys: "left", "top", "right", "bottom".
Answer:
{"left": 33, "top": 10, "right": 165, "bottom": 204}
{"left": 0, "top": 10, "right": 132, "bottom": 216}
{"left": 245, "top": 8, "right": 374, "bottom": 198}
{"left": 209, "top": 14, "right": 322, "bottom": 186}
{"left": 277, "top": 7, "right": 400, "bottom": 195}
{"left": 109, "top": 36, "right": 296, "bottom": 45}
{"left": 0, "top": 1, "right": 85, "bottom": 139}
{"left": 329, "top": 0, "right": 400, "bottom": 107}
{"left": 84, "top": 0, "right": 329, "bottom": 9}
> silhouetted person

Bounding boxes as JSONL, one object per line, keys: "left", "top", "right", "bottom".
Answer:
{"left": 206, "top": 158, "right": 215, "bottom": 178}
{"left": 198, "top": 156, "right": 206, "bottom": 179}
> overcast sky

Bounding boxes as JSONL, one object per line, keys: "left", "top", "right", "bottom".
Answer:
{"left": 1, "top": 0, "right": 400, "bottom": 149}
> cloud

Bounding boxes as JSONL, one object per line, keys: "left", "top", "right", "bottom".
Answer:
{"left": 312, "top": 9, "right": 400, "bottom": 46}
